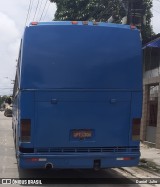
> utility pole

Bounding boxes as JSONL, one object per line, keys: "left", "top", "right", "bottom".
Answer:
{"left": 119, "top": 0, "right": 143, "bottom": 28}
{"left": 127, "top": 0, "right": 143, "bottom": 29}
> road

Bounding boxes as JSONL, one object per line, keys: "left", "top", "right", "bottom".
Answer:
{"left": 0, "top": 112, "right": 159, "bottom": 187}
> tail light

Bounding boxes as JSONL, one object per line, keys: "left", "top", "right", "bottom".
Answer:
{"left": 130, "top": 24, "right": 136, "bottom": 29}
{"left": 27, "top": 158, "right": 47, "bottom": 162}
{"left": 30, "top": 22, "right": 38, "bottom": 26}
{"left": 93, "top": 21, "right": 98, "bottom": 25}
{"left": 116, "top": 157, "right": 134, "bottom": 161}
{"left": 82, "top": 21, "right": 88, "bottom": 25}
{"left": 71, "top": 21, "right": 78, "bottom": 25}
{"left": 20, "top": 119, "right": 31, "bottom": 142}
{"left": 132, "top": 118, "right": 141, "bottom": 141}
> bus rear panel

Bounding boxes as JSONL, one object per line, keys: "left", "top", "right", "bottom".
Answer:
{"left": 12, "top": 21, "right": 142, "bottom": 169}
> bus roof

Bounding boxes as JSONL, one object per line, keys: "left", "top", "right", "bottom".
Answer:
{"left": 28, "top": 21, "right": 135, "bottom": 30}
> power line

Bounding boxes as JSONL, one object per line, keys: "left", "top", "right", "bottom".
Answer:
{"left": 43, "top": 2, "right": 51, "bottom": 21}
{"left": 28, "top": 0, "right": 34, "bottom": 22}
{"left": 33, "top": 0, "right": 40, "bottom": 21}
{"left": 24, "top": 0, "right": 32, "bottom": 27}
{"left": 154, "top": 0, "right": 160, "bottom": 9}
{"left": 39, "top": 0, "right": 48, "bottom": 21}
{"left": 0, "top": 88, "right": 13, "bottom": 90}
{"left": 36, "top": 0, "right": 44, "bottom": 20}
{"left": 25, "top": 0, "right": 34, "bottom": 26}
{"left": 118, "top": 0, "right": 128, "bottom": 14}
{"left": 152, "top": 8, "right": 160, "bottom": 15}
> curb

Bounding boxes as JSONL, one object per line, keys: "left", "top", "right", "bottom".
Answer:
{"left": 139, "top": 158, "right": 160, "bottom": 175}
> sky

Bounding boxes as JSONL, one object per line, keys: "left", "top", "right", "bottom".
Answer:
{"left": 0, "top": 0, "right": 56, "bottom": 95}
{"left": 0, "top": 0, "right": 160, "bottom": 96}
{"left": 151, "top": 0, "right": 160, "bottom": 33}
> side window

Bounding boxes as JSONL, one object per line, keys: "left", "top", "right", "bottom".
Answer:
{"left": 13, "top": 73, "right": 18, "bottom": 98}
{"left": 13, "top": 40, "right": 22, "bottom": 98}
{"left": 17, "top": 39, "right": 22, "bottom": 75}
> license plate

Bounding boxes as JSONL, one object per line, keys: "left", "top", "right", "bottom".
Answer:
{"left": 72, "top": 129, "right": 92, "bottom": 139}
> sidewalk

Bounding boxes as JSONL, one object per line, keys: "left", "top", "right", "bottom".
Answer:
{"left": 140, "top": 143, "right": 160, "bottom": 173}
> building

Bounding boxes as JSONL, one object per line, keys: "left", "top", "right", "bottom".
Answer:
{"left": 141, "top": 35, "right": 160, "bottom": 148}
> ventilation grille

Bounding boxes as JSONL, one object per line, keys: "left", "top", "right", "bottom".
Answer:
{"left": 35, "top": 147, "right": 139, "bottom": 153}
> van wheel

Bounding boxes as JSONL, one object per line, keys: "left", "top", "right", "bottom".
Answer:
{"left": 14, "top": 131, "right": 17, "bottom": 158}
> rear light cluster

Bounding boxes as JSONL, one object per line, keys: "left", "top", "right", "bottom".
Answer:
{"left": 27, "top": 158, "right": 47, "bottom": 162}
{"left": 116, "top": 157, "right": 134, "bottom": 161}
{"left": 30, "top": 21, "right": 99, "bottom": 26}
{"left": 30, "top": 21, "right": 136, "bottom": 28}
{"left": 20, "top": 119, "right": 31, "bottom": 142}
{"left": 72, "top": 21, "right": 98, "bottom": 25}
{"left": 132, "top": 118, "right": 141, "bottom": 141}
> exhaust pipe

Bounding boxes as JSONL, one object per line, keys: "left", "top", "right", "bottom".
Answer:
{"left": 45, "top": 163, "right": 53, "bottom": 169}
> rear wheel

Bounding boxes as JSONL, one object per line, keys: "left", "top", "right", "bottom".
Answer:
{"left": 14, "top": 131, "right": 18, "bottom": 159}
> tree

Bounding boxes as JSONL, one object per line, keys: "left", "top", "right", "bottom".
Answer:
{"left": 0, "top": 95, "right": 7, "bottom": 107}
{"left": 50, "top": 0, "right": 153, "bottom": 41}
{"left": 141, "top": 0, "right": 154, "bottom": 41}
{"left": 51, "top": 0, "right": 124, "bottom": 22}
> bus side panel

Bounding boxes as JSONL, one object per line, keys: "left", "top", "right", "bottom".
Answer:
{"left": 12, "top": 94, "right": 19, "bottom": 150}
{"left": 129, "top": 91, "right": 143, "bottom": 146}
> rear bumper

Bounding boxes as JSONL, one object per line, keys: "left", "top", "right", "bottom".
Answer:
{"left": 18, "top": 152, "right": 140, "bottom": 169}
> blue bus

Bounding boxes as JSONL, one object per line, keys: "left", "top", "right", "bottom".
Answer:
{"left": 12, "top": 21, "right": 142, "bottom": 169}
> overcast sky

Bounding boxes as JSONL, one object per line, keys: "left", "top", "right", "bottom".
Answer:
{"left": 0, "top": 0, "right": 160, "bottom": 95}
{"left": 0, "top": 0, "right": 56, "bottom": 95}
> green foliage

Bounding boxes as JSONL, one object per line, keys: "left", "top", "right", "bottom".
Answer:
{"left": 0, "top": 95, "right": 8, "bottom": 106}
{"left": 141, "top": 0, "right": 154, "bottom": 41}
{"left": 52, "top": 0, "right": 124, "bottom": 22}
{"left": 52, "top": 0, "right": 153, "bottom": 41}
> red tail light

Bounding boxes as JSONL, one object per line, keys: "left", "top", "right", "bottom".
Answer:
{"left": 132, "top": 118, "right": 141, "bottom": 140}
{"left": 21, "top": 119, "right": 31, "bottom": 142}
{"left": 116, "top": 157, "right": 134, "bottom": 161}
{"left": 123, "top": 157, "right": 132, "bottom": 161}
{"left": 71, "top": 21, "right": 78, "bottom": 25}
{"left": 82, "top": 21, "right": 88, "bottom": 25}
{"left": 31, "top": 22, "right": 38, "bottom": 25}
{"left": 93, "top": 21, "right": 98, "bottom": 25}
{"left": 130, "top": 24, "right": 136, "bottom": 29}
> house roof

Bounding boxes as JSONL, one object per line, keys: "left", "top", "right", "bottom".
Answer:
{"left": 143, "top": 34, "right": 160, "bottom": 49}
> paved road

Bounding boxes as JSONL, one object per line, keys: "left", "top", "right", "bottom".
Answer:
{"left": 0, "top": 112, "right": 157, "bottom": 186}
